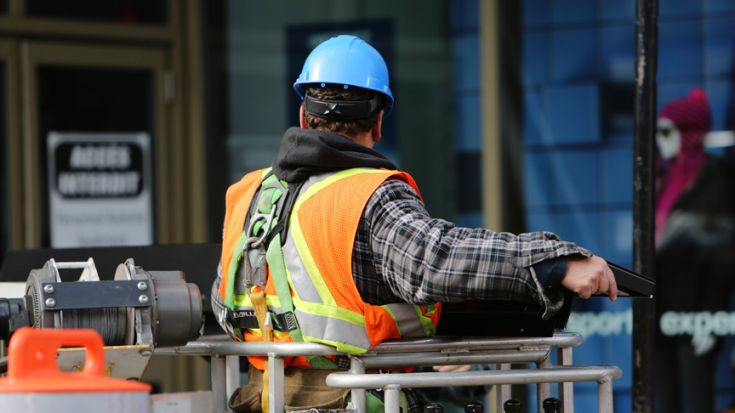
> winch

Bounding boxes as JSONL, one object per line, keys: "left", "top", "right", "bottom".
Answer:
{"left": 0, "top": 258, "right": 203, "bottom": 347}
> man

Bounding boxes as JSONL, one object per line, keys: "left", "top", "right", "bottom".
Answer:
{"left": 212, "top": 34, "right": 616, "bottom": 412}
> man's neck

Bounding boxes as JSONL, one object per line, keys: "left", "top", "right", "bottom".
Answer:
{"left": 350, "top": 131, "right": 375, "bottom": 148}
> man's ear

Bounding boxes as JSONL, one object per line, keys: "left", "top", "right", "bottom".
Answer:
{"left": 299, "top": 104, "right": 308, "bottom": 128}
{"left": 371, "top": 110, "right": 384, "bottom": 144}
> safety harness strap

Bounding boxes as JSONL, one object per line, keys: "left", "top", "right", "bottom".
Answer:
{"left": 228, "top": 308, "right": 298, "bottom": 332}
{"left": 267, "top": 217, "right": 338, "bottom": 369}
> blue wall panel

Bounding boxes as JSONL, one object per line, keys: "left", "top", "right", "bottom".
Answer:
{"left": 523, "top": 0, "right": 549, "bottom": 28}
{"left": 551, "top": 149, "right": 600, "bottom": 205}
{"left": 554, "top": 209, "right": 603, "bottom": 254}
{"left": 524, "top": 90, "right": 545, "bottom": 145}
{"left": 524, "top": 151, "right": 554, "bottom": 208}
{"left": 526, "top": 209, "right": 556, "bottom": 232}
{"left": 551, "top": 0, "right": 597, "bottom": 25}
{"left": 603, "top": 209, "right": 633, "bottom": 266}
{"left": 706, "top": 79, "right": 732, "bottom": 131}
{"left": 546, "top": 84, "right": 601, "bottom": 144}
{"left": 601, "top": 146, "right": 633, "bottom": 204}
{"left": 551, "top": 28, "right": 598, "bottom": 82}
{"left": 455, "top": 94, "right": 482, "bottom": 151}
{"left": 456, "top": 211, "right": 483, "bottom": 229}
{"left": 706, "top": 0, "right": 735, "bottom": 13}
{"left": 659, "top": 20, "right": 703, "bottom": 80}
{"left": 450, "top": 0, "right": 479, "bottom": 32}
{"left": 660, "top": 0, "right": 703, "bottom": 17}
{"left": 452, "top": 34, "right": 480, "bottom": 92}
{"left": 523, "top": 31, "right": 548, "bottom": 86}
{"left": 704, "top": 16, "right": 735, "bottom": 77}
{"left": 599, "top": 0, "right": 635, "bottom": 22}
{"left": 601, "top": 25, "right": 635, "bottom": 82}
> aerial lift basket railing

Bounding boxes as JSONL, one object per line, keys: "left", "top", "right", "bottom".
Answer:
{"left": 157, "top": 332, "right": 622, "bottom": 413}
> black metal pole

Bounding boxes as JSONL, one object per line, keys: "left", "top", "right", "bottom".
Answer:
{"left": 632, "top": 0, "right": 658, "bottom": 412}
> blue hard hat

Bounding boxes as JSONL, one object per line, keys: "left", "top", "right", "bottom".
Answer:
{"left": 293, "top": 35, "right": 394, "bottom": 112}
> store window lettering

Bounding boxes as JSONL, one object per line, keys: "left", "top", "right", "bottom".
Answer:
{"left": 567, "top": 308, "right": 633, "bottom": 338}
{"left": 57, "top": 171, "right": 139, "bottom": 197}
{"left": 69, "top": 144, "right": 131, "bottom": 169}
{"left": 660, "top": 311, "right": 735, "bottom": 338}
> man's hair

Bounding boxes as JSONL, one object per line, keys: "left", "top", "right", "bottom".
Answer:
{"left": 303, "top": 85, "right": 383, "bottom": 136}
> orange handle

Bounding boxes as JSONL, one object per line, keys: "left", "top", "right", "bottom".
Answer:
{"left": 7, "top": 327, "right": 105, "bottom": 379}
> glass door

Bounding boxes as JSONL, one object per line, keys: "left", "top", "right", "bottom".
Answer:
{"left": 20, "top": 41, "right": 175, "bottom": 247}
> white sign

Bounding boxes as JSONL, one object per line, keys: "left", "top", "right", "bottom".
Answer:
{"left": 47, "top": 132, "right": 153, "bottom": 248}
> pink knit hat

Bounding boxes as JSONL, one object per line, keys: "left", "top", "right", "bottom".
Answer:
{"left": 659, "top": 88, "right": 711, "bottom": 141}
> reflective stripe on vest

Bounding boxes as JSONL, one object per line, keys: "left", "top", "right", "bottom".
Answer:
{"left": 221, "top": 167, "right": 442, "bottom": 357}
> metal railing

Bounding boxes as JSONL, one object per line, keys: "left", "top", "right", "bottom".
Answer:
{"left": 327, "top": 366, "right": 621, "bottom": 413}
{"left": 156, "top": 332, "right": 621, "bottom": 413}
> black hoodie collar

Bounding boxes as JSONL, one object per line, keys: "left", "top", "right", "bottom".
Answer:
{"left": 273, "top": 127, "right": 397, "bottom": 183}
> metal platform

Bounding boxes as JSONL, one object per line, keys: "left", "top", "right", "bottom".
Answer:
{"left": 156, "top": 332, "right": 622, "bottom": 413}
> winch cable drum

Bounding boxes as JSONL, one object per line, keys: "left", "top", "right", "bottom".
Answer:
{"left": 1, "top": 258, "right": 203, "bottom": 347}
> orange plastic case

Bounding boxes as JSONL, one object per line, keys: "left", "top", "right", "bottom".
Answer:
{"left": 0, "top": 327, "right": 151, "bottom": 393}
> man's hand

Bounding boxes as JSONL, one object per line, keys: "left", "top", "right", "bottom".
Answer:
{"left": 561, "top": 255, "right": 617, "bottom": 301}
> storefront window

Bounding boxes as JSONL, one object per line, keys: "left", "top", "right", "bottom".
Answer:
{"left": 520, "top": 0, "right": 735, "bottom": 411}
{"left": 25, "top": 0, "right": 168, "bottom": 25}
{"left": 653, "top": 3, "right": 735, "bottom": 412}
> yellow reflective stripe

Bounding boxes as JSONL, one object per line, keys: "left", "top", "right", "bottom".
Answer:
{"left": 415, "top": 305, "right": 436, "bottom": 336}
{"left": 233, "top": 293, "right": 281, "bottom": 309}
{"left": 302, "top": 335, "right": 368, "bottom": 355}
{"left": 383, "top": 303, "right": 430, "bottom": 338}
{"left": 282, "top": 233, "right": 322, "bottom": 303}
{"left": 295, "top": 309, "right": 371, "bottom": 351}
{"left": 381, "top": 305, "right": 399, "bottom": 334}
{"left": 289, "top": 218, "right": 334, "bottom": 305}
{"left": 292, "top": 168, "right": 386, "bottom": 208}
{"left": 292, "top": 295, "right": 365, "bottom": 326}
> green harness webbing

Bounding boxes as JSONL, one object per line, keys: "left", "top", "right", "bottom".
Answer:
{"left": 265, "top": 232, "right": 337, "bottom": 368}
{"left": 242, "top": 172, "right": 337, "bottom": 368}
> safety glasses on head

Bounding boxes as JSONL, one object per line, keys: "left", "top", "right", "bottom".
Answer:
{"left": 303, "top": 94, "right": 382, "bottom": 120}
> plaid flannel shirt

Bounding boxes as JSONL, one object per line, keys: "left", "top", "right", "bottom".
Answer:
{"left": 352, "top": 178, "right": 590, "bottom": 317}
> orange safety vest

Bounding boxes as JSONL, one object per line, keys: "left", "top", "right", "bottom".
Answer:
{"left": 219, "top": 167, "right": 441, "bottom": 369}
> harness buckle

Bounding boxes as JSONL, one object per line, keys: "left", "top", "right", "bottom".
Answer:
{"left": 235, "top": 241, "right": 267, "bottom": 294}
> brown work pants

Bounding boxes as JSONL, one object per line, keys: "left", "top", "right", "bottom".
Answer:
{"left": 229, "top": 365, "right": 350, "bottom": 412}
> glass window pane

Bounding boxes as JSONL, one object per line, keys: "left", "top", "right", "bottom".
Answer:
{"left": 26, "top": 0, "right": 168, "bottom": 25}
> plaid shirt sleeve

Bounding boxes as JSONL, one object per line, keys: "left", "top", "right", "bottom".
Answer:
{"left": 358, "top": 178, "right": 592, "bottom": 318}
